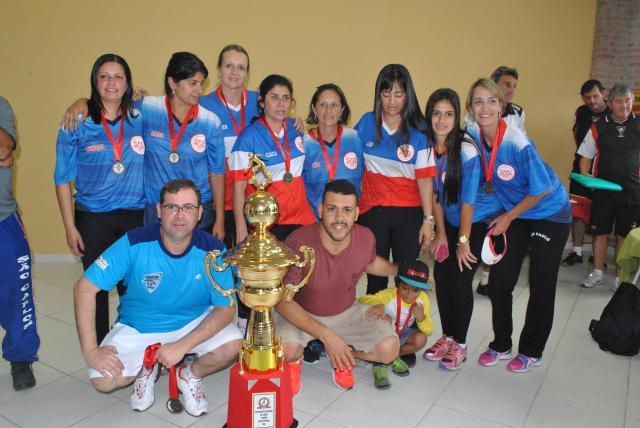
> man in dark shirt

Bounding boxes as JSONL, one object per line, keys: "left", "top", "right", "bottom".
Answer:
{"left": 577, "top": 84, "right": 639, "bottom": 290}
{"left": 562, "top": 80, "right": 609, "bottom": 266}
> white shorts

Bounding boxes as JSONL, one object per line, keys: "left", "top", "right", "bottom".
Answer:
{"left": 89, "top": 308, "right": 242, "bottom": 378}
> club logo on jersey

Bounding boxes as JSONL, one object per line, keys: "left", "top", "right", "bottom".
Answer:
{"left": 295, "top": 136, "right": 305, "bottom": 153}
{"left": 312, "top": 161, "right": 321, "bottom": 169}
{"left": 191, "top": 134, "right": 206, "bottom": 152}
{"left": 151, "top": 131, "right": 164, "bottom": 139}
{"left": 497, "top": 164, "right": 515, "bottom": 181}
{"left": 441, "top": 171, "right": 447, "bottom": 182}
{"left": 344, "top": 152, "right": 358, "bottom": 170}
{"left": 221, "top": 124, "right": 228, "bottom": 130}
{"left": 142, "top": 272, "right": 163, "bottom": 293}
{"left": 130, "top": 136, "right": 145, "bottom": 154}
{"left": 397, "top": 144, "right": 414, "bottom": 162}
{"left": 617, "top": 125, "right": 626, "bottom": 138}
{"left": 95, "top": 256, "right": 108, "bottom": 270}
{"left": 85, "top": 144, "right": 105, "bottom": 153}
{"left": 366, "top": 141, "right": 374, "bottom": 148}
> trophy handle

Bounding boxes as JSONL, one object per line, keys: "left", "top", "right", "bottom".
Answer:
{"left": 283, "top": 246, "right": 316, "bottom": 302}
{"left": 248, "top": 153, "right": 272, "bottom": 191}
{"left": 204, "top": 250, "right": 237, "bottom": 307}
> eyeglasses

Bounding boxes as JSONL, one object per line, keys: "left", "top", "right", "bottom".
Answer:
{"left": 161, "top": 203, "right": 200, "bottom": 214}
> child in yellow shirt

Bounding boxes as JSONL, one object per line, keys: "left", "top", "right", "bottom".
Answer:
{"left": 358, "top": 259, "right": 433, "bottom": 389}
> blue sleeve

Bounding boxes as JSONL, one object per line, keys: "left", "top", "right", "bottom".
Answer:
{"left": 208, "top": 249, "right": 236, "bottom": 307}
{"left": 53, "top": 128, "right": 78, "bottom": 185}
{"left": 460, "top": 156, "right": 481, "bottom": 205}
{"left": 84, "top": 234, "right": 132, "bottom": 291}
{"left": 520, "top": 144, "right": 551, "bottom": 197}
{"left": 207, "top": 123, "right": 225, "bottom": 174}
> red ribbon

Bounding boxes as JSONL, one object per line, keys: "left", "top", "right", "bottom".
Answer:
{"left": 216, "top": 87, "right": 246, "bottom": 135}
{"left": 100, "top": 111, "right": 125, "bottom": 163}
{"left": 309, "top": 124, "right": 343, "bottom": 181}
{"left": 142, "top": 343, "right": 179, "bottom": 400}
{"left": 395, "top": 293, "right": 413, "bottom": 336}
{"left": 259, "top": 118, "right": 291, "bottom": 175}
{"left": 165, "top": 96, "right": 198, "bottom": 155}
{"left": 479, "top": 119, "right": 507, "bottom": 185}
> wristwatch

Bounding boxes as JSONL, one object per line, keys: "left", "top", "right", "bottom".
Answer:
{"left": 457, "top": 235, "right": 469, "bottom": 246}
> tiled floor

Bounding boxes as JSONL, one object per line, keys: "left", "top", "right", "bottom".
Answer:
{"left": 1, "top": 259, "right": 639, "bottom": 427}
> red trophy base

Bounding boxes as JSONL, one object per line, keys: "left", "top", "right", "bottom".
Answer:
{"left": 224, "top": 362, "right": 297, "bottom": 428}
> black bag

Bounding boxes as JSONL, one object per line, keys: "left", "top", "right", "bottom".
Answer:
{"left": 589, "top": 282, "right": 640, "bottom": 356}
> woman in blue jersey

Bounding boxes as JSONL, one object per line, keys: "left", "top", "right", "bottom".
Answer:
{"left": 229, "top": 74, "right": 315, "bottom": 243}
{"left": 54, "top": 54, "right": 145, "bottom": 343}
{"left": 199, "top": 45, "right": 259, "bottom": 250}
{"left": 355, "top": 64, "right": 435, "bottom": 295}
{"left": 140, "top": 52, "right": 225, "bottom": 237}
{"left": 466, "top": 78, "right": 571, "bottom": 373}
{"left": 421, "top": 89, "right": 501, "bottom": 371}
{"left": 302, "top": 83, "right": 364, "bottom": 218}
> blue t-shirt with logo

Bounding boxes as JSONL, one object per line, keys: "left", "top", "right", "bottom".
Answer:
{"left": 84, "top": 224, "right": 234, "bottom": 333}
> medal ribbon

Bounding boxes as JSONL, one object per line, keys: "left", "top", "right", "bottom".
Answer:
{"left": 479, "top": 119, "right": 506, "bottom": 184}
{"left": 216, "top": 87, "right": 246, "bottom": 135}
{"left": 434, "top": 147, "right": 447, "bottom": 195}
{"left": 143, "top": 343, "right": 179, "bottom": 400}
{"left": 165, "top": 96, "right": 198, "bottom": 154}
{"left": 310, "top": 125, "right": 343, "bottom": 181}
{"left": 395, "top": 293, "right": 413, "bottom": 335}
{"left": 100, "top": 111, "right": 125, "bottom": 163}
{"left": 259, "top": 118, "right": 291, "bottom": 175}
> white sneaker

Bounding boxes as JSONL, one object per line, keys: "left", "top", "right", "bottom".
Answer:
{"left": 581, "top": 271, "right": 604, "bottom": 288}
{"left": 177, "top": 364, "right": 208, "bottom": 416}
{"left": 131, "top": 364, "right": 158, "bottom": 411}
{"left": 610, "top": 277, "right": 621, "bottom": 292}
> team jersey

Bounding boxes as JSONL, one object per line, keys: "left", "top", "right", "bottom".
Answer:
{"left": 571, "top": 105, "right": 610, "bottom": 173}
{"left": 54, "top": 111, "right": 146, "bottom": 212}
{"left": 433, "top": 138, "right": 501, "bottom": 227}
{"left": 464, "top": 102, "right": 526, "bottom": 135}
{"left": 358, "top": 287, "right": 433, "bottom": 336}
{"left": 302, "top": 126, "right": 364, "bottom": 219}
{"left": 84, "top": 224, "right": 234, "bottom": 333}
{"left": 199, "top": 89, "right": 260, "bottom": 210}
{"left": 137, "top": 96, "right": 224, "bottom": 205}
{"left": 577, "top": 113, "right": 640, "bottom": 197}
{"left": 229, "top": 118, "right": 315, "bottom": 225}
{"left": 355, "top": 112, "right": 436, "bottom": 214}
{"left": 466, "top": 120, "right": 570, "bottom": 221}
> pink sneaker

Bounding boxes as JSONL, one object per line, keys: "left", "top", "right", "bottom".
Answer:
{"left": 507, "top": 354, "right": 542, "bottom": 373}
{"left": 439, "top": 342, "right": 467, "bottom": 371}
{"left": 478, "top": 348, "right": 512, "bottom": 367}
{"left": 423, "top": 335, "right": 452, "bottom": 361}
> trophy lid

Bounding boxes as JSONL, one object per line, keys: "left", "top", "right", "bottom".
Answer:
{"left": 227, "top": 231, "right": 301, "bottom": 269}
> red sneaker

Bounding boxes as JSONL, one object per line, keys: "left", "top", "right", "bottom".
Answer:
{"left": 332, "top": 367, "right": 354, "bottom": 391}
{"left": 289, "top": 359, "right": 302, "bottom": 396}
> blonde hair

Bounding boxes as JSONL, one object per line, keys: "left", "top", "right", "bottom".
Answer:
{"left": 465, "top": 78, "right": 505, "bottom": 116}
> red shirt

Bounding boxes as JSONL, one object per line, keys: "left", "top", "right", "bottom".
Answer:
{"left": 284, "top": 223, "right": 376, "bottom": 316}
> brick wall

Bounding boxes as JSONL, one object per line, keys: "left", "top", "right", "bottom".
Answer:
{"left": 591, "top": 0, "right": 640, "bottom": 90}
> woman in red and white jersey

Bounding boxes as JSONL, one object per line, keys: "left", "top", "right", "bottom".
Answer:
{"left": 355, "top": 64, "right": 435, "bottom": 294}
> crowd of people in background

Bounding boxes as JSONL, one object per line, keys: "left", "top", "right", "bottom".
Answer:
{"left": 0, "top": 43, "right": 637, "bottom": 418}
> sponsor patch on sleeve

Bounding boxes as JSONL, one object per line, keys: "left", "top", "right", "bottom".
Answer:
{"left": 95, "top": 256, "right": 109, "bottom": 270}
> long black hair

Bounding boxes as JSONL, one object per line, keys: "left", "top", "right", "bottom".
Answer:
{"left": 373, "top": 64, "right": 427, "bottom": 144}
{"left": 253, "top": 74, "right": 294, "bottom": 123}
{"left": 425, "top": 88, "right": 464, "bottom": 205}
{"left": 87, "top": 53, "right": 134, "bottom": 124}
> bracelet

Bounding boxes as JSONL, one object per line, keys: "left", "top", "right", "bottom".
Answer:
{"left": 423, "top": 214, "right": 435, "bottom": 224}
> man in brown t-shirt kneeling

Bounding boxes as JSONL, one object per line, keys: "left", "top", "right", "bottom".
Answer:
{"left": 276, "top": 179, "right": 399, "bottom": 394}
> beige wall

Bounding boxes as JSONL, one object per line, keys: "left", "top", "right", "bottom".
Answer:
{"left": 1, "top": 0, "right": 596, "bottom": 254}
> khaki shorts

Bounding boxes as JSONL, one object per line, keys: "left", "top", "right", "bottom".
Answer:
{"left": 274, "top": 303, "right": 397, "bottom": 353}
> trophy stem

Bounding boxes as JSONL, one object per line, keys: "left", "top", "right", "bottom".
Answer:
{"left": 244, "top": 307, "right": 279, "bottom": 372}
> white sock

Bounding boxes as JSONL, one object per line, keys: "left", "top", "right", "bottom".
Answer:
{"left": 480, "top": 271, "right": 489, "bottom": 285}
{"left": 593, "top": 269, "right": 603, "bottom": 277}
{"left": 573, "top": 246, "right": 582, "bottom": 256}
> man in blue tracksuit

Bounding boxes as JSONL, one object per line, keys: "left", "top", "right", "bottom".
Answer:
{"left": 0, "top": 96, "right": 39, "bottom": 391}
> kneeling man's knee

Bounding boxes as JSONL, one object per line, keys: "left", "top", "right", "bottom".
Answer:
{"left": 378, "top": 336, "right": 400, "bottom": 364}
{"left": 217, "top": 338, "right": 243, "bottom": 364}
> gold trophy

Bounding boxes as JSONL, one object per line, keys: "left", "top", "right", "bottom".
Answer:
{"left": 205, "top": 154, "right": 315, "bottom": 428}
